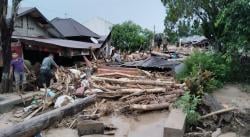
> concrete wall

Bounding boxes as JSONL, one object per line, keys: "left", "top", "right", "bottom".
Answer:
{"left": 13, "top": 16, "right": 50, "bottom": 37}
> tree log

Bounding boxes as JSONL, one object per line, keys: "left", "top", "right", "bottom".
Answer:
{"left": 120, "top": 88, "right": 166, "bottom": 93}
{"left": 120, "top": 91, "right": 145, "bottom": 101}
{"left": 97, "top": 66, "right": 140, "bottom": 76}
{"left": 96, "top": 72, "right": 145, "bottom": 79}
{"left": 130, "top": 102, "right": 170, "bottom": 111}
{"left": 126, "top": 96, "right": 148, "bottom": 104}
{"left": 119, "top": 88, "right": 166, "bottom": 100}
{"left": 0, "top": 95, "right": 96, "bottom": 137}
{"left": 200, "top": 107, "right": 236, "bottom": 120}
{"left": 91, "top": 76, "right": 174, "bottom": 86}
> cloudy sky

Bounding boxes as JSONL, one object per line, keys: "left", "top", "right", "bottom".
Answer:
{"left": 20, "top": 0, "right": 166, "bottom": 32}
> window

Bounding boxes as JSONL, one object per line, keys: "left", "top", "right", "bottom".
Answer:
{"left": 14, "top": 18, "right": 23, "bottom": 28}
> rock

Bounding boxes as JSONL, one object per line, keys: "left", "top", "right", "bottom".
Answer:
{"left": 163, "top": 109, "right": 186, "bottom": 137}
{"left": 77, "top": 120, "right": 104, "bottom": 136}
{"left": 75, "top": 87, "right": 85, "bottom": 96}
{"left": 54, "top": 95, "right": 74, "bottom": 108}
{"left": 212, "top": 128, "right": 221, "bottom": 137}
{"left": 219, "top": 132, "right": 237, "bottom": 137}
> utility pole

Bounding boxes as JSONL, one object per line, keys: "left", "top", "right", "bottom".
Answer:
{"left": 64, "top": 13, "right": 68, "bottom": 18}
{"left": 151, "top": 25, "right": 155, "bottom": 52}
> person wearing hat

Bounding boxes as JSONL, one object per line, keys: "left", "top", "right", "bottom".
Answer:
{"left": 10, "top": 52, "right": 30, "bottom": 92}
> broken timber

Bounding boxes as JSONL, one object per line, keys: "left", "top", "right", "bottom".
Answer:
{"left": 91, "top": 76, "right": 174, "bottom": 86}
{"left": 130, "top": 102, "right": 170, "bottom": 111}
{"left": 0, "top": 95, "right": 96, "bottom": 137}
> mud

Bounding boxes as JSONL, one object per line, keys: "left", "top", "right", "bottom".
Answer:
{"left": 0, "top": 107, "right": 23, "bottom": 129}
{"left": 213, "top": 84, "right": 250, "bottom": 110}
{"left": 43, "top": 128, "right": 78, "bottom": 137}
{"left": 99, "top": 111, "right": 169, "bottom": 137}
{"left": 45, "top": 111, "right": 169, "bottom": 137}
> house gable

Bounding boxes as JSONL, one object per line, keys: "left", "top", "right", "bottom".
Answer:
{"left": 14, "top": 15, "right": 50, "bottom": 37}
{"left": 10, "top": 7, "right": 62, "bottom": 38}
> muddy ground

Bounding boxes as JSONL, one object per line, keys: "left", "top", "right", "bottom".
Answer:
{"left": 213, "top": 84, "right": 250, "bottom": 110}
{"left": 44, "top": 111, "right": 169, "bottom": 137}
{"left": 0, "top": 84, "right": 249, "bottom": 137}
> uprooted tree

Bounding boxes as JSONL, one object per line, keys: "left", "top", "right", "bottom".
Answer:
{"left": 0, "top": 0, "right": 22, "bottom": 93}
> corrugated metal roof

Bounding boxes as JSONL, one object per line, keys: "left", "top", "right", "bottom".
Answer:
{"left": 51, "top": 18, "right": 100, "bottom": 38}
{"left": 13, "top": 36, "right": 101, "bottom": 49}
{"left": 180, "top": 35, "right": 207, "bottom": 44}
{"left": 83, "top": 17, "right": 113, "bottom": 36}
{"left": 123, "top": 56, "right": 180, "bottom": 70}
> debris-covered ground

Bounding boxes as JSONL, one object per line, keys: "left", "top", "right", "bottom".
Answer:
{"left": 0, "top": 47, "right": 249, "bottom": 137}
{"left": 184, "top": 85, "right": 250, "bottom": 137}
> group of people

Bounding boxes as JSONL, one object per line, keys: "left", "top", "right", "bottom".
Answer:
{"left": 11, "top": 52, "right": 58, "bottom": 93}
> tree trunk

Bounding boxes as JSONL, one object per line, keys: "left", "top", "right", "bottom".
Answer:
{"left": 1, "top": 32, "right": 13, "bottom": 93}
{"left": 0, "top": 95, "right": 96, "bottom": 137}
{"left": 0, "top": 2, "right": 19, "bottom": 93}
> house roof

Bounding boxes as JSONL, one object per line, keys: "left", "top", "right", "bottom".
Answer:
{"left": 13, "top": 36, "right": 101, "bottom": 49}
{"left": 180, "top": 35, "right": 208, "bottom": 45}
{"left": 123, "top": 56, "right": 180, "bottom": 70}
{"left": 7, "top": 7, "right": 62, "bottom": 38}
{"left": 51, "top": 18, "right": 100, "bottom": 38}
{"left": 7, "top": 7, "right": 33, "bottom": 18}
{"left": 83, "top": 17, "right": 113, "bottom": 36}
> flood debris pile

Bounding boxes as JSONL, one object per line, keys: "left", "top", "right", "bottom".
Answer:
{"left": 81, "top": 66, "right": 186, "bottom": 117}
{"left": 89, "top": 67, "right": 186, "bottom": 115}
{"left": 11, "top": 63, "right": 186, "bottom": 122}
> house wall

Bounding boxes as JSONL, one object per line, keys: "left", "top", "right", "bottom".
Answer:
{"left": 13, "top": 16, "right": 50, "bottom": 37}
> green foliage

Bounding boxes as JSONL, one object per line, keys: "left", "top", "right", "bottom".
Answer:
{"left": 177, "top": 52, "right": 230, "bottom": 93}
{"left": 111, "top": 21, "right": 153, "bottom": 53}
{"left": 178, "top": 52, "right": 230, "bottom": 81}
{"left": 164, "top": 18, "right": 202, "bottom": 43}
{"left": 161, "top": 0, "right": 234, "bottom": 47}
{"left": 175, "top": 92, "right": 201, "bottom": 125}
{"left": 216, "top": 0, "right": 250, "bottom": 53}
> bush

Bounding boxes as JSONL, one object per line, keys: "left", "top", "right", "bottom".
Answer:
{"left": 175, "top": 92, "right": 201, "bottom": 126}
{"left": 177, "top": 52, "right": 230, "bottom": 94}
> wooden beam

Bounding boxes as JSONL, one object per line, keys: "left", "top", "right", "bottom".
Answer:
{"left": 91, "top": 76, "right": 174, "bottom": 86}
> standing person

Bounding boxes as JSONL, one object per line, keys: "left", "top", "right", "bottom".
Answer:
{"left": 39, "top": 54, "right": 59, "bottom": 88}
{"left": 10, "top": 52, "right": 30, "bottom": 93}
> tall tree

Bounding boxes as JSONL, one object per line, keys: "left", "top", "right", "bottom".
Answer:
{"left": 111, "top": 21, "right": 153, "bottom": 53}
{"left": 0, "top": 0, "right": 22, "bottom": 93}
{"left": 161, "top": 0, "right": 234, "bottom": 50}
{"left": 216, "top": 0, "right": 250, "bottom": 53}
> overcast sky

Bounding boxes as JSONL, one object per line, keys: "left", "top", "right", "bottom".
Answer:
{"left": 20, "top": 0, "right": 166, "bottom": 32}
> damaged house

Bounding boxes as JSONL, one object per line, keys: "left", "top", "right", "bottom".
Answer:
{"left": 83, "top": 17, "right": 114, "bottom": 58}
{"left": 51, "top": 17, "right": 100, "bottom": 43}
{"left": 0, "top": 7, "right": 102, "bottom": 66}
{"left": 179, "top": 35, "right": 209, "bottom": 47}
